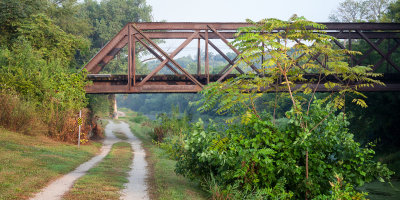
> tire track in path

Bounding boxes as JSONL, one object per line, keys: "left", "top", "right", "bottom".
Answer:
{"left": 31, "top": 121, "right": 120, "bottom": 200}
{"left": 118, "top": 121, "right": 149, "bottom": 200}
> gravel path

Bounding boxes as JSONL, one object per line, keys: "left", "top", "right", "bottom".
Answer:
{"left": 30, "top": 120, "right": 149, "bottom": 200}
{"left": 118, "top": 121, "right": 149, "bottom": 200}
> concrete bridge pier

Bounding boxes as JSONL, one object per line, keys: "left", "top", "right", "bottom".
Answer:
{"left": 110, "top": 94, "right": 118, "bottom": 119}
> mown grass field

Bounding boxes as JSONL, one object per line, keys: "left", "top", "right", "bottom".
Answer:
{"left": 0, "top": 128, "right": 101, "bottom": 200}
{"left": 119, "top": 109, "right": 208, "bottom": 200}
{"left": 63, "top": 142, "right": 133, "bottom": 200}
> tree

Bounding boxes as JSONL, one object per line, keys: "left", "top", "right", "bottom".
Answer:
{"left": 368, "top": 0, "right": 392, "bottom": 21}
{"left": 15, "top": 14, "right": 89, "bottom": 67}
{"left": 47, "top": 0, "right": 93, "bottom": 37}
{"left": 0, "top": 1, "right": 91, "bottom": 139}
{"left": 189, "top": 17, "right": 391, "bottom": 198}
{"left": 385, "top": 0, "right": 400, "bottom": 21}
{"left": 199, "top": 16, "right": 382, "bottom": 119}
{"left": 80, "top": 0, "right": 152, "bottom": 49}
{"left": 0, "top": 0, "right": 47, "bottom": 45}
{"left": 78, "top": 0, "right": 153, "bottom": 73}
{"left": 329, "top": 0, "right": 392, "bottom": 22}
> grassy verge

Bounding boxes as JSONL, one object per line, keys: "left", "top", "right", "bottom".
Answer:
{"left": 63, "top": 142, "right": 133, "bottom": 200}
{"left": 0, "top": 128, "right": 101, "bottom": 200}
{"left": 120, "top": 110, "right": 208, "bottom": 200}
{"left": 113, "top": 131, "right": 128, "bottom": 140}
{"left": 99, "top": 118, "right": 109, "bottom": 128}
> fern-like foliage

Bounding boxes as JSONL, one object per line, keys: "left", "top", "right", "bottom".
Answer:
{"left": 197, "top": 16, "right": 384, "bottom": 120}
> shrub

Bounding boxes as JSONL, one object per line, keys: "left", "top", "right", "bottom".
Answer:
{"left": 0, "top": 34, "right": 89, "bottom": 141}
{"left": 0, "top": 91, "right": 41, "bottom": 134}
{"left": 174, "top": 101, "right": 392, "bottom": 199}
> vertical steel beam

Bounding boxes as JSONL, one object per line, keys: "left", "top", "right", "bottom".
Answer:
{"left": 132, "top": 34, "right": 136, "bottom": 86}
{"left": 197, "top": 38, "right": 201, "bottom": 75}
{"left": 128, "top": 25, "right": 132, "bottom": 90}
{"left": 387, "top": 39, "right": 391, "bottom": 72}
{"left": 261, "top": 42, "right": 265, "bottom": 69}
{"left": 205, "top": 29, "right": 210, "bottom": 84}
{"left": 348, "top": 35, "right": 353, "bottom": 67}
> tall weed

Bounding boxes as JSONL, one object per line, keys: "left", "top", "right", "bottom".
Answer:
{"left": 0, "top": 91, "right": 42, "bottom": 134}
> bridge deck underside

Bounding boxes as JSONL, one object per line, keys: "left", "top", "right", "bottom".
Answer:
{"left": 84, "top": 22, "right": 400, "bottom": 93}
{"left": 86, "top": 74, "right": 400, "bottom": 93}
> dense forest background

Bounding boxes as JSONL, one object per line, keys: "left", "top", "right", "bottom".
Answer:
{"left": 0, "top": 0, "right": 153, "bottom": 141}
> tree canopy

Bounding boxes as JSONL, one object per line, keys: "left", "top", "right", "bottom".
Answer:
{"left": 329, "top": 0, "right": 392, "bottom": 22}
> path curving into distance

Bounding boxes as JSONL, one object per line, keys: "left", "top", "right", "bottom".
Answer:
{"left": 118, "top": 121, "right": 149, "bottom": 200}
{"left": 31, "top": 120, "right": 149, "bottom": 200}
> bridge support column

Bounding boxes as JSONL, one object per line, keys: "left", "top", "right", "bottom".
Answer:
{"left": 111, "top": 94, "right": 118, "bottom": 119}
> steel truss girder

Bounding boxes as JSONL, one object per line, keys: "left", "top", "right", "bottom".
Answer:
{"left": 84, "top": 22, "right": 400, "bottom": 93}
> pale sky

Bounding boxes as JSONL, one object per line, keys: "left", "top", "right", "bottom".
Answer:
{"left": 146, "top": 0, "right": 341, "bottom": 22}
{"left": 143, "top": 0, "right": 343, "bottom": 58}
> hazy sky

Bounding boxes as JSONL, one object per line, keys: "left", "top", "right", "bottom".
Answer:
{"left": 146, "top": 0, "right": 341, "bottom": 22}
{"left": 143, "top": 0, "right": 342, "bottom": 58}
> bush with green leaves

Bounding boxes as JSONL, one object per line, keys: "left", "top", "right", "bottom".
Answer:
{"left": 175, "top": 100, "right": 392, "bottom": 198}
{"left": 0, "top": 13, "right": 89, "bottom": 138}
{"left": 176, "top": 16, "right": 394, "bottom": 198}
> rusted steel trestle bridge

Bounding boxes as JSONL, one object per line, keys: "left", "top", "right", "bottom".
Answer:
{"left": 84, "top": 22, "right": 400, "bottom": 93}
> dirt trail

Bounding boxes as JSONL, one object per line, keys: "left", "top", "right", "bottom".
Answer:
{"left": 31, "top": 120, "right": 149, "bottom": 200}
{"left": 117, "top": 121, "right": 149, "bottom": 200}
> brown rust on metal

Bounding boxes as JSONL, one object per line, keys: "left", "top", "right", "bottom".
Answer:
{"left": 86, "top": 25, "right": 128, "bottom": 73}
{"left": 197, "top": 38, "right": 201, "bottom": 75}
{"left": 83, "top": 22, "right": 400, "bottom": 93}
{"left": 131, "top": 22, "right": 400, "bottom": 31}
{"left": 132, "top": 24, "right": 203, "bottom": 87}
{"left": 128, "top": 25, "right": 132, "bottom": 90}
{"left": 137, "top": 31, "right": 400, "bottom": 40}
{"left": 205, "top": 28, "right": 209, "bottom": 84}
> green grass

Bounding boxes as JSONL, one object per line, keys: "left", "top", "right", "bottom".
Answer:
{"left": 113, "top": 131, "right": 128, "bottom": 140}
{"left": 99, "top": 118, "right": 109, "bottom": 127}
{"left": 149, "top": 147, "right": 208, "bottom": 200}
{"left": 63, "top": 142, "right": 133, "bottom": 200}
{"left": 121, "top": 109, "right": 208, "bottom": 200}
{"left": 0, "top": 128, "right": 101, "bottom": 200}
